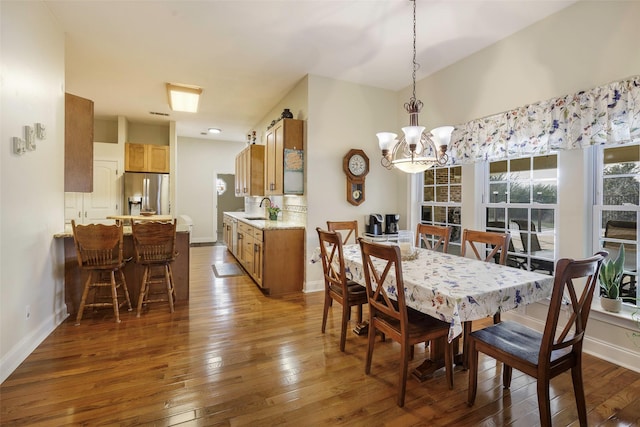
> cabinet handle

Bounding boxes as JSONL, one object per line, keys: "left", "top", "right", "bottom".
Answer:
{"left": 84, "top": 211, "right": 87, "bottom": 218}
{"left": 78, "top": 211, "right": 81, "bottom": 218}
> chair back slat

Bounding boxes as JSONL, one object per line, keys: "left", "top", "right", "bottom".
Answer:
{"left": 359, "top": 239, "right": 408, "bottom": 327}
{"left": 461, "top": 229, "right": 511, "bottom": 265}
{"left": 131, "top": 220, "right": 177, "bottom": 264}
{"left": 327, "top": 220, "right": 359, "bottom": 245}
{"left": 72, "top": 220, "right": 124, "bottom": 268}
{"left": 317, "top": 228, "right": 348, "bottom": 294}
{"left": 415, "top": 224, "right": 451, "bottom": 252}
{"left": 540, "top": 252, "right": 606, "bottom": 363}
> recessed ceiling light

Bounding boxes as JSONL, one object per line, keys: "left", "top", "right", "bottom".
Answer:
{"left": 208, "top": 128, "right": 221, "bottom": 134}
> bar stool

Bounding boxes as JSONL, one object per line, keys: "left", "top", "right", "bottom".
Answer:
{"left": 131, "top": 219, "right": 178, "bottom": 316}
{"left": 71, "top": 220, "right": 132, "bottom": 325}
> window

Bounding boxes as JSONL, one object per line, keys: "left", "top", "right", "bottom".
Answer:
{"left": 484, "top": 155, "right": 558, "bottom": 274}
{"left": 420, "top": 166, "right": 462, "bottom": 254}
{"left": 593, "top": 144, "right": 639, "bottom": 305}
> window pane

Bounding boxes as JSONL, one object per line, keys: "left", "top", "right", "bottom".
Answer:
{"left": 451, "top": 166, "right": 462, "bottom": 184}
{"left": 531, "top": 208, "right": 555, "bottom": 233}
{"left": 490, "top": 161, "right": 507, "bottom": 181}
{"left": 435, "top": 186, "right": 449, "bottom": 203}
{"left": 486, "top": 208, "right": 506, "bottom": 225}
{"left": 424, "top": 187, "right": 434, "bottom": 202}
{"left": 533, "top": 181, "right": 557, "bottom": 203}
{"left": 436, "top": 169, "right": 448, "bottom": 185}
{"left": 450, "top": 225, "right": 462, "bottom": 245}
{"left": 421, "top": 206, "right": 432, "bottom": 222}
{"left": 451, "top": 184, "right": 462, "bottom": 203}
{"left": 434, "top": 206, "right": 447, "bottom": 223}
{"left": 489, "top": 183, "right": 507, "bottom": 203}
{"left": 424, "top": 169, "right": 435, "bottom": 185}
{"left": 448, "top": 207, "right": 461, "bottom": 226}
{"left": 510, "top": 158, "right": 530, "bottom": 177}
{"left": 509, "top": 180, "right": 531, "bottom": 203}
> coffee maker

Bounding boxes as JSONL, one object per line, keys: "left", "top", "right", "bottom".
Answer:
{"left": 366, "top": 214, "right": 383, "bottom": 235}
{"left": 385, "top": 214, "right": 400, "bottom": 234}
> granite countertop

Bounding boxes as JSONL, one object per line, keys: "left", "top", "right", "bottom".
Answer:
{"left": 54, "top": 222, "right": 191, "bottom": 238}
{"left": 223, "top": 211, "right": 305, "bottom": 230}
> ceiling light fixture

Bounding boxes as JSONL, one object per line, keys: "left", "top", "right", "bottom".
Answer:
{"left": 377, "top": 0, "right": 453, "bottom": 174}
{"left": 166, "top": 83, "right": 202, "bottom": 113}
{"left": 208, "top": 128, "right": 221, "bottom": 134}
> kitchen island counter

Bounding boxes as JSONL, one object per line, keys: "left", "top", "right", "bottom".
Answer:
{"left": 54, "top": 226, "right": 190, "bottom": 316}
{"left": 222, "top": 211, "right": 305, "bottom": 231}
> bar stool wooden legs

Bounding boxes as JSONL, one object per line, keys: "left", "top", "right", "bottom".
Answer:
{"left": 71, "top": 220, "right": 132, "bottom": 325}
{"left": 131, "top": 219, "right": 178, "bottom": 316}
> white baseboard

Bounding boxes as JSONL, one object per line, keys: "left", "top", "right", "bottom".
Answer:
{"left": 503, "top": 311, "right": 640, "bottom": 373}
{"left": 0, "top": 307, "right": 68, "bottom": 384}
{"left": 304, "top": 279, "right": 324, "bottom": 293}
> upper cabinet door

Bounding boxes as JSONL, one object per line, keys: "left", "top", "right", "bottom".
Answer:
{"left": 65, "top": 93, "right": 94, "bottom": 192}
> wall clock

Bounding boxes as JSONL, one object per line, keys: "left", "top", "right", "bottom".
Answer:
{"left": 343, "top": 149, "right": 369, "bottom": 206}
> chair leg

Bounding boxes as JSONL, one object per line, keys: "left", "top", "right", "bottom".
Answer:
{"left": 137, "top": 265, "right": 150, "bottom": 317}
{"left": 467, "top": 337, "right": 478, "bottom": 406}
{"left": 365, "top": 317, "right": 376, "bottom": 375}
{"left": 357, "top": 304, "right": 363, "bottom": 323}
{"left": 398, "top": 340, "right": 410, "bottom": 407}
{"left": 165, "top": 264, "right": 175, "bottom": 313}
{"left": 110, "top": 271, "right": 121, "bottom": 323}
{"left": 537, "top": 378, "right": 552, "bottom": 427}
{"left": 119, "top": 269, "right": 132, "bottom": 311}
{"left": 75, "top": 272, "right": 93, "bottom": 325}
{"left": 503, "top": 364, "right": 513, "bottom": 388}
{"left": 321, "top": 292, "right": 331, "bottom": 333}
{"left": 339, "top": 302, "right": 349, "bottom": 352}
{"left": 571, "top": 360, "right": 588, "bottom": 426}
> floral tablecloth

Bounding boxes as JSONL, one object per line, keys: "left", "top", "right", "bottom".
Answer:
{"left": 336, "top": 244, "right": 554, "bottom": 342}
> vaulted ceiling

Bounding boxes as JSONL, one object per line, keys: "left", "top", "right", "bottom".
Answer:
{"left": 44, "top": 0, "right": 576, "bottom": 142}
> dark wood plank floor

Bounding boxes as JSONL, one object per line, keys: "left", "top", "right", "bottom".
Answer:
{"left": 1, "top": 245, "right": 639, "bottom": 426}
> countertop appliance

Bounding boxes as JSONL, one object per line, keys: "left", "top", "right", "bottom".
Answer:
{"left": 366, "top": 214, "right": 383, "bottom": 235}
{"left": 123, "top": 172, "right": 170, "bottom": 216}
{"left": 385, "top": 214, "right": 400, "bottom": 234}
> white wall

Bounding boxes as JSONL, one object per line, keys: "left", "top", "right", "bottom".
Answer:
{"left": 1, "top": 1, "right": 67, "bottom": 383}
{"left": 411, "top": 0, "right": 640, "bottom": 370}
{"left": 176, "top": 136, "right": 245, "bottom": 243}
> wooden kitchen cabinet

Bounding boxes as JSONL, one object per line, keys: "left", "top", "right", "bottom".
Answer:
{"left": 65, "top": 93, "right": 94, "bottom": 192}
{"left": 234, "top": 145, "right": 264, "bottom": 197}
{"left": 264, "top": 118, "right": 303, "bottom": 196}
{"left": 125, "top": 143, "right": 169, "bottom": 173}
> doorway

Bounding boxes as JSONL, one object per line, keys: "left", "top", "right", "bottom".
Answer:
{"left": 216, "top": 174, "right": 244, "bottom": 242}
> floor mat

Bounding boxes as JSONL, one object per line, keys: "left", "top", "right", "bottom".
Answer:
{"left": 212, "top": 263, "right": 245, "bottom": 277}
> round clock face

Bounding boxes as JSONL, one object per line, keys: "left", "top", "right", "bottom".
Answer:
{"left": 348, "top": 154, "right": 367, "bottom": 176}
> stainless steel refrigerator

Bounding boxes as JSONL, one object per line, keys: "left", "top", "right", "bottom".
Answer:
{"left": 123, "top": 172, "right": 170, "bottom": 215}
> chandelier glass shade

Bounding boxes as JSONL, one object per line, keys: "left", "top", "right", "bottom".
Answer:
{"left": 377, "top": 0, "right": 453, "bottom": 174}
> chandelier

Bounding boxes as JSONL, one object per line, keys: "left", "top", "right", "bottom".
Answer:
{"left": 377, "top": 0, "right": 453, "bottom": 174}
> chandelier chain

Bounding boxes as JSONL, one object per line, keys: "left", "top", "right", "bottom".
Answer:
{"left": 412, "top": 0, "right": 417, "bottom": 101}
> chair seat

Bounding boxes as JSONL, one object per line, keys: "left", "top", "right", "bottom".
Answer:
{"left": 376, "top": 307, "right": 450, "bottom": 341}
{"left": 471, "top": 320, "right": 572, "bottom": 366}
{"left": 329, "top": 281, "right": 367, "bottom": 300}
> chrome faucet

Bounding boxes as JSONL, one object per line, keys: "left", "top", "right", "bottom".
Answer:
{"left": 259, "top": 197, "right": 272, "bottom": 208}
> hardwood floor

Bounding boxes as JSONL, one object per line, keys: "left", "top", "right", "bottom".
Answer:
{"left": 1, "top": 245, "right": 639, "bottom": 426}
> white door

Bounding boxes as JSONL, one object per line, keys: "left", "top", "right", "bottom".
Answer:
{"left": 65, "top": 160, "right": 119, "bottom": 224}
{"left": 86, "top": 160, "right": 119, "bottom": 223}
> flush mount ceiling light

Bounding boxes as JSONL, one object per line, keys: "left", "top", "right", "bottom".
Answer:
{"left": 166, "top": 83, "right": 202, "bottom": 113}
{"left": 208, "top": 128, "right": 221, "bottom": 134}
{"left": 377, "top": 0, "right": 453, "bottom": 174}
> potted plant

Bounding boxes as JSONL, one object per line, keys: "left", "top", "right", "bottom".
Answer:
{"left": 267, "top": 204, "right": 280, "bottom": 221}
{"left": 599, "top": 244, "right": 625, "bottom": 313}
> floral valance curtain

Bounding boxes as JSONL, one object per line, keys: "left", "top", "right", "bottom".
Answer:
{"left": 449, "top": 75, "right": 640, "bottom": 164}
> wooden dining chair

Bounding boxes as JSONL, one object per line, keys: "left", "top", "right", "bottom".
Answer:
{"left": 467, "top": 251, "right": 606, "bottom": 427}
{"left": 316, "top": 227, "right": 368, "bottom": 352}
{"left": 415, "top": 223, "right": 451, "bottom": 252}
{"left": 327, "top": 220, "right": 359, "bottom": 245}
{"left": 461, "top": 228, "right": 511, "bottom": 265}
{"left": 358, "top": 238, "right": 453, "bottom": 407}
{"left": 71, "top": 220, "right": 132, "bottom": 325}
{"left": 131, "top": 219, "right": 178, "bottom": 316}
{"left": 460, "top": 228, "right": 512, "bottom": 366}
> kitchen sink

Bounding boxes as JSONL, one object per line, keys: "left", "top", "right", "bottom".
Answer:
{"left": 244, "top": 216, "right": 267, "bottom": 220}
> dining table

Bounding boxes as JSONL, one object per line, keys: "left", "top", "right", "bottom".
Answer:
{"left": 339, "top": 242, "right": 555, "bottom": 381}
